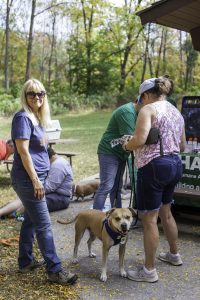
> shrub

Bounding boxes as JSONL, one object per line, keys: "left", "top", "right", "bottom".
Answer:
{"left": 11, "top": 83, "right": 22, "bottom": 98}
{"left": 49, "top": 93, "right": 84, "bottom": 113}
{"left": 0, "top": 95, "right": 20, "bottom": 116}
{"left": 86, "top": 93, "right": 117, "bottom": 109}
{"left": 49, "top": 92, "right": 118, "bottom": 114}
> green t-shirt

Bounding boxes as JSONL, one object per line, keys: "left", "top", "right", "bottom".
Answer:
{"left": 98, "top": 102, "right": 137, "bottom": 161}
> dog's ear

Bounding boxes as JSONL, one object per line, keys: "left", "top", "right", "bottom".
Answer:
{"left": 128, "top": 208, "right": 137, "bottom": 217}
{"left": 105, "top": 208, "right": 115, "bottom": 218}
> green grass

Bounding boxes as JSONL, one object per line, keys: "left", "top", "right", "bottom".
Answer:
{"left": 0, "top": 110, "right": 112, "bottom": 206}
{"left": 0, "top": 116, "right": 13, "bottom": 139}
{"left": 57, "top": 110, "right": 111, "bottom": 181}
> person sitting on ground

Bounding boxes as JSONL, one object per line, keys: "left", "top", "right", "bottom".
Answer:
{"left": 45, "top": 147, "right": 73, "bottom": 212}
{"left": 0, "top": 198, "right": 24, "bottom": 220}
{"left": 0, "top": 139, "right": 14, "bottom": 160}
{"left": 0, "top": 147, "right": 73, "bottom": 219}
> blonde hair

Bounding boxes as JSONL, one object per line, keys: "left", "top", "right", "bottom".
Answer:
{"left": 21, "top": 79, "right": 51, "bottom": 128}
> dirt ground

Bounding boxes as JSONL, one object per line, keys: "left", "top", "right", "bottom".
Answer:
{"left": 51, "top": 196, "right": 200, "bottom": 300}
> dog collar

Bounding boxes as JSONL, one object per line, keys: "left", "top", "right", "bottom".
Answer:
{"left": 103, "top": 219, "right": 126, "bottom": 246}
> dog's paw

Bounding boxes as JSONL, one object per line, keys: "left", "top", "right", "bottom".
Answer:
{"left": 100, "top": 273, "right": 107, "bottom": 282}
{"left": 89, "top": 252, "right": 96, "bottom": 258}
{"left": 120, "top": 270, "right": 127, "bottom": 278}
{"left": 71, "top": 258, "right": 79, "bottom": 264}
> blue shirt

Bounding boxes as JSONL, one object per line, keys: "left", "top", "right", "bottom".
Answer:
{"left": 11, "top": 111, "right": 50, "bottom": 179}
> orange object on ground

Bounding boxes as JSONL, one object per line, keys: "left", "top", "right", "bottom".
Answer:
{"left": 0, "top": 236, "right": 19, "bottom": 246}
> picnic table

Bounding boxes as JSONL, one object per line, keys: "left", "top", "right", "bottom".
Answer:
{"left": 48, "top": 138, "right": 79, "bottom": 166}
{"left": 0, "top": 159, "right": 13, "bottom": 172}
{"left": 1, "top": 138, "right": 80, "bottom": 171}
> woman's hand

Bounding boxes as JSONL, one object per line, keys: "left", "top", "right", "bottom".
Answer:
{"left": 122, "top": 142, "right": 130, "bottom": 152}
{"left": 32, "top": 177, "right": 45, "bottom": 200}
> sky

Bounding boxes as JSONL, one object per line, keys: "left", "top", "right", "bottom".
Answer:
{"left": 109, "top": 0, "right": 124, "bottom": 6}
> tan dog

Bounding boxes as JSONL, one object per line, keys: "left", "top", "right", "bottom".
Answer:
{"left": 73, "top": 179, "right": 100, "bottom": 201}
{"left": 57, "top": 208, "right": 136, "bottom": 282}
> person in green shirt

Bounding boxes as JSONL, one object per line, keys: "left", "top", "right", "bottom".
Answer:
{"left": 93, "top": 101, "right": 140, "bottom": 210}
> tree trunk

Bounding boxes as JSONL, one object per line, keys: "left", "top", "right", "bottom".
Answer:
{"left": 25, "top": 0, "right": 36, "bottom": 81}
{"left": 81, "top": 0, "right": 94, "bottom": 96}
{"left": 39, "top": 34, "right": 46, "bottom": 82}
{"left": 4, "top": 0, "right": 13, "bottom": 90}
{"left": 155, "top": 27, "right": 164, "bottom": 77}
{"left": 10, "top": 45, "right": 14, "bottom": 85}
{"left": 86, "top": 45, "right": 92, "bottom": 96}
{"left": 141, "top": 23, "right": 151, "bottom": 82}
{"left": 48, "top": 14, "right": 56, "bottom": 89}
{"left": 118, "top": 1, "right": 143, "bottom": 95}
{"left": 119, "top": 46, "right": 130, "bottom": 94}
{"left": 162, "top": 28, "right": 168, "bottom": 74}
{"left": 148, "top": 55, "right": 154, "bottom": 77}
{"left": 179, "top": 31, "right": 184, "bottom": 87}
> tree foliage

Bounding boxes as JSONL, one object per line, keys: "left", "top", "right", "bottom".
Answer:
{"left": 0, "top": 0, "right": 199, "bottom": 115}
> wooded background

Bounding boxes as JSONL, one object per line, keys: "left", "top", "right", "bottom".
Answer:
{"left": 0, "top": 0, "right": 200, "bottom": 115}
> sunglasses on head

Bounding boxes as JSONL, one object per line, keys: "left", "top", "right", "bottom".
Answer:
{"left": 26, "top": 91, "right": 46, "bottom": 99}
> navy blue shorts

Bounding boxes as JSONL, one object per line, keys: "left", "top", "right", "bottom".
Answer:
{"left": 136, "top": 154, "right": 182, "bottom": 212}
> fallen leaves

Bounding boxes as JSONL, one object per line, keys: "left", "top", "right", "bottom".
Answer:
{"left": 0, "top": 219, "right": 80, "bottom": 300}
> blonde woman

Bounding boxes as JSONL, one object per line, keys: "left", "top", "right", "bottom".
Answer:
{"left": 11, "top": 79, "right": 78, "bottom": 285}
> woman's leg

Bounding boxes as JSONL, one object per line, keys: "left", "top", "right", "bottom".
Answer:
{"left": 159, "top": 203, "right": 178, "bottom": 254}
{"left": 93, "top": 154, "right": 120, "bottom": 210}
{"left": 13, "top": 178, "right": 61, "bottom": 273}
{"left": 18, "top": 211, "right": 35, "bottom": 267}
{"left": 141, "top": 210, "right": 159, "bottom": 270}
{"left": 110, "top": 160, "right": 126, "bottom": 208}
{"left": 158, "top": 155, "right": 182, "bottom": 255}
{"left": 127, "top": 209, "right": 159, "bottom": 283}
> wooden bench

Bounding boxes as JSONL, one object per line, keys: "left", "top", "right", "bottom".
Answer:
{"left": 56, "top": 151, "right": 79, "bottom": 166}
{"left": 0, "top": 151, "right": 79, "bottom": 172}
{"left": 174, "top": 187, "right": 200, "bottom": 200}
{"left": 1, "top": 159, "right": 13, "bottom": 172}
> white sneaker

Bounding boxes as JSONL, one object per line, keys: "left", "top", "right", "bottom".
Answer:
{"left": 158, "top": 252, "right": 183, "bottom": 266}
{"left": 127, "top": 266, "right": 158, "bottom": 283}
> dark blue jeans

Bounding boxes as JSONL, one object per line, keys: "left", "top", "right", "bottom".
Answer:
{"left": 136, "top": 154, "right": 182, "bottom": 211}
{"left": 46, "top": 193, "right": 70, "bottom": 212}
{"left": 12, "top": 173, "right": 61, "bottom": 273}
{"left": 93, "top": 154, "right": 126, "bottom": 210}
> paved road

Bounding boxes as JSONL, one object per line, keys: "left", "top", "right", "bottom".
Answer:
{"left": 51, "top": 198, "right": 200, "bottom": 300}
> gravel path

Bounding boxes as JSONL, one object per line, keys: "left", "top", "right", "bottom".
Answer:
{"left": 51, "top": 197, "right": 200, "bottom": 300}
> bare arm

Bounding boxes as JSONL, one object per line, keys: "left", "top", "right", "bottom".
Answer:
{"left": 15, "top": 139, "right": 45, "bottom": 199}
{"left": 123, "top": 106, "right": 153, "bottom": 151}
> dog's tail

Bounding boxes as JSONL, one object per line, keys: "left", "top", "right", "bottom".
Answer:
{"left": 57, "top": 215, "right": 78, "bottom": 225}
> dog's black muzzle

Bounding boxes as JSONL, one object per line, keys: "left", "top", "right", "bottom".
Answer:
{"left": 121, "top": 223, "right": 128, "bottom": 233}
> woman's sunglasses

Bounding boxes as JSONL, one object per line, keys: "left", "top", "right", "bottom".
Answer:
{"left": 26, "top": 91, "right": 46, "bottom": 99}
